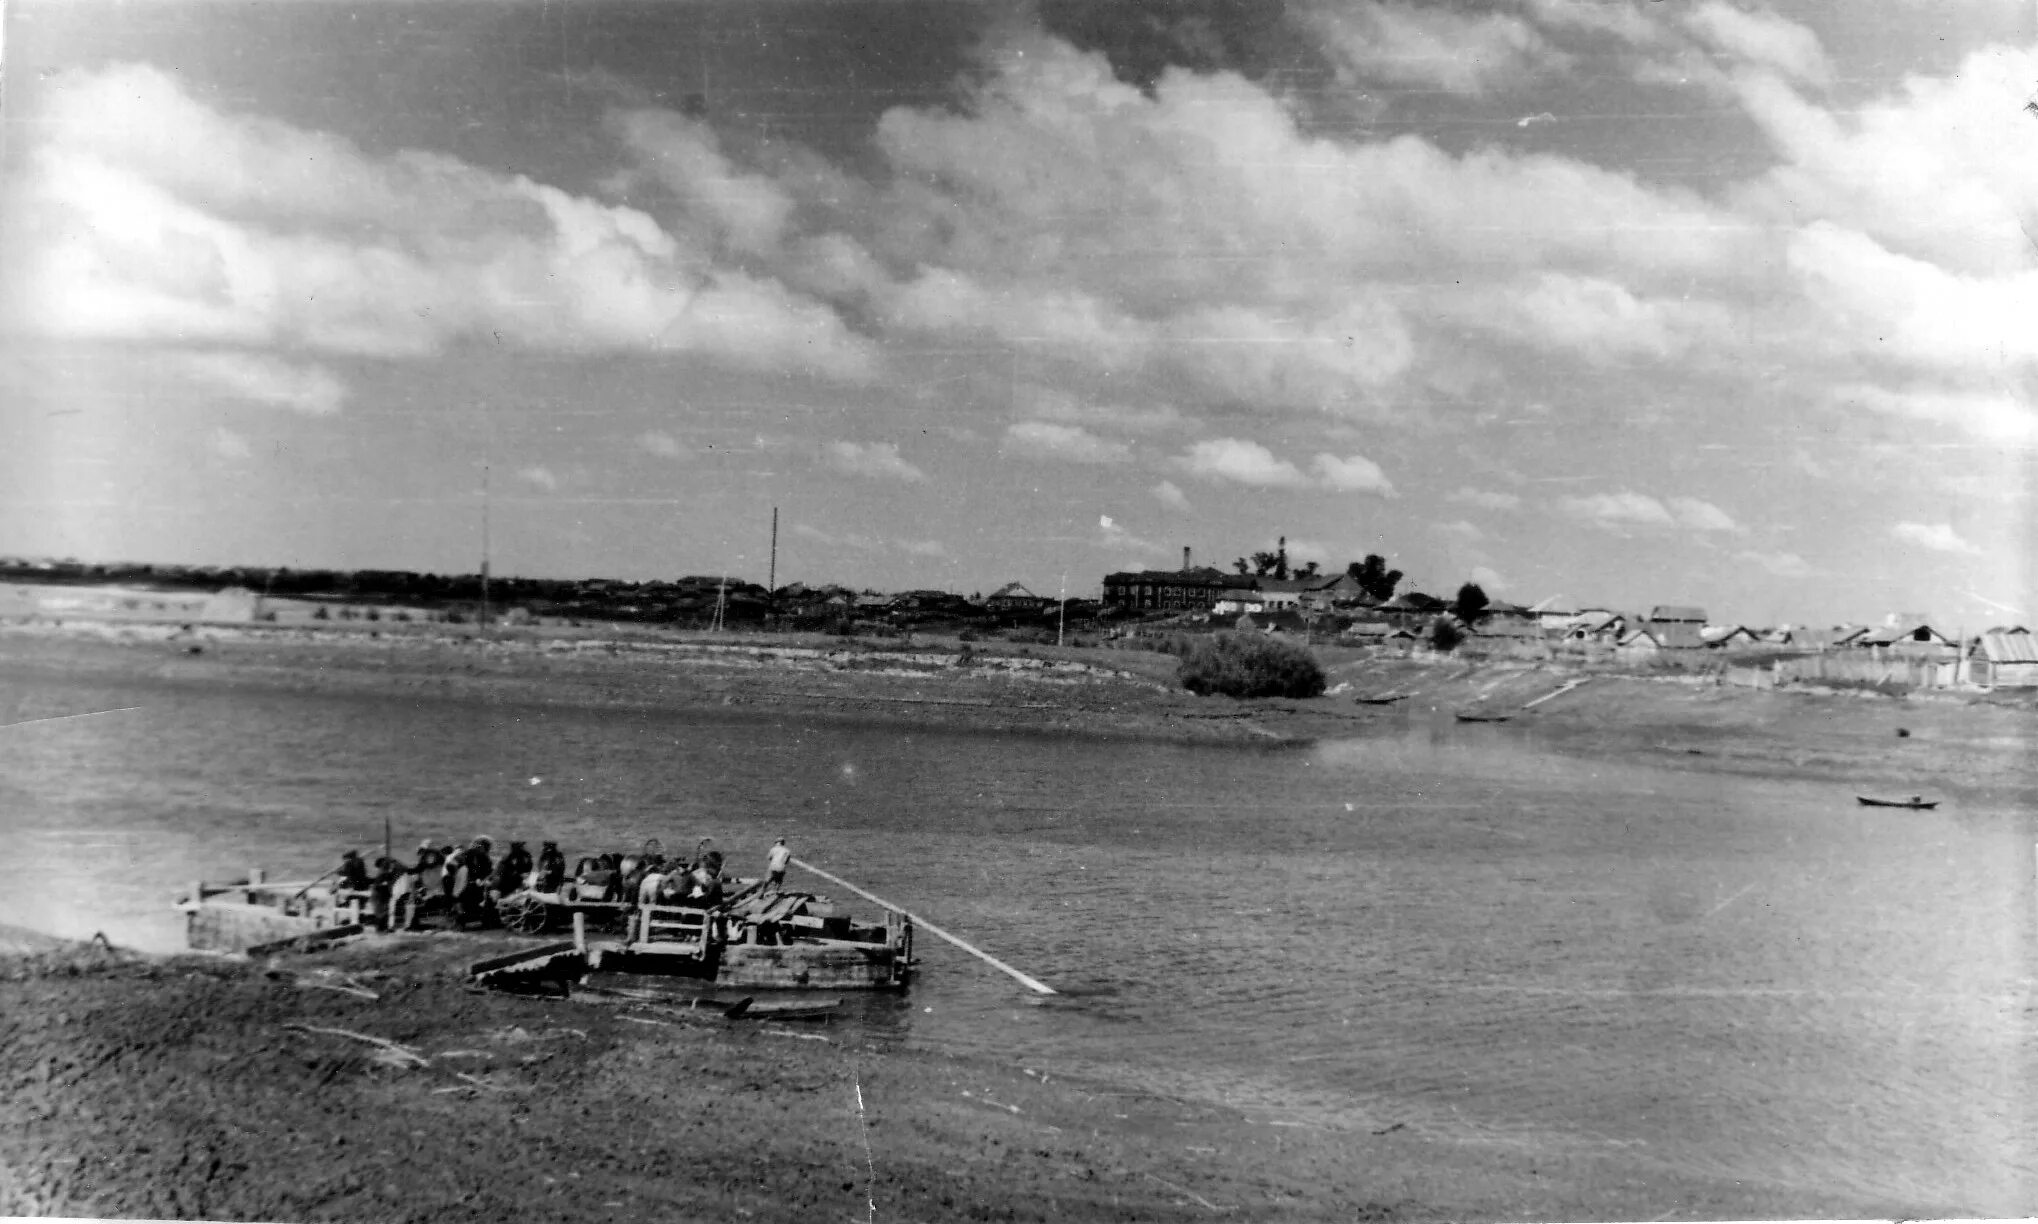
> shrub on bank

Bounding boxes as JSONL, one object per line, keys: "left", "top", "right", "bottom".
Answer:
{"left": 1177, "top": 632, "right": 1327, "bottom": 699}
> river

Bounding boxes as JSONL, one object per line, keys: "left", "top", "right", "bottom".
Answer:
{"left": 2, "top": 672, "right": 2031, "bottom": 1213}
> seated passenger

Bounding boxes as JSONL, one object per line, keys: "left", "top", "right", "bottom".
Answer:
{"left": 534, "top": 842, "right": 566, "bottom": 893}
{"left": 414, "top": 840, "right": 447, "bottom": 895}
{"left": 492, "top": 841, "right": 531, "bottom": 895}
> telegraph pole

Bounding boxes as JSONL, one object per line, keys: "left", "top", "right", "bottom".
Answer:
{"left": 479, "top": 461, "right": 492, "bottom": 631}
{"left": 767, "top": 506, "right": 778, "bottom": 622}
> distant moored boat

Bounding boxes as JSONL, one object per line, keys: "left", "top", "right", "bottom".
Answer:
{"left": 1855, "top": 795, "right": 1938, "bottom": 810}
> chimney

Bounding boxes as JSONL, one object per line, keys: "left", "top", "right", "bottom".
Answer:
{"left": 1182, "top": 546, "right": 1192, "bottom": 572}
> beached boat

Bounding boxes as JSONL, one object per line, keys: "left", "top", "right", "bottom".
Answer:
{"left": 1354, "top": 693, "right": 1408, "bottom": 705}
{"left": 1454, "top": 712, "right": 1511, "bottom": 723}
{"left": 1855, "top": 795, "right": 1939, "bottom": 810}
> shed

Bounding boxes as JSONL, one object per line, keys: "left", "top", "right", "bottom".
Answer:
{"left": 1969, "top": 630, "right": 2038, "bottom": 687}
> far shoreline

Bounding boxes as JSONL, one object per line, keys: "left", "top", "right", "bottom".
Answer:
{"left": 4, "top": 618, "right": 2036, "bottom": 799}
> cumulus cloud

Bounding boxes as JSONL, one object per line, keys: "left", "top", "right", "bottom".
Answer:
{"left": 1451, "top": 487, "right": 1522, "bottom": 511}
{"left": 1736, "top": 549, "right": 1815, "bottom": 578}
{"left": 639, "top": 430, "right": 688, "bottom": 459}
{"left": 1787, "top": 224, "right": 2038, "bottom": 375}
{"left": 173, "top": 351, "right": 347, "bottom": 416}
{"left": 1151, "top": 480, "right": 1191, "bottom": 511}
{"left": 7, "top": 63, "right": 877, "bottom": 381}
{"left": 1667, "top": 496, "right": 1740, "bottom": 533}
{"left": 1098, "top": 514, "right": 1161, "bottom": 554}
{"left": 1891, "top": 521, "right": 1980, "bottom": 555}
{"left": 210, "top": 426, "right": 252, "bottom": 461}
{"left": 1561, "top": 490, "right": 1739, "bottom": 533}
{"left": 1560, "top": 490, "right": 1676, "bottom": 529}
{"left": 1178, "top": 438, "right": 1309, "bottom": 487}
{"left": 1469, "top": 565, "right": 1509, "bottom": 593}
{"left": 1003, "top": 420, "right": 1133, "bottom": 465}
{"left": 1311, "top": 451, "right": 1395, "bottom": 495}
{"left": 517, "top": 465, "right": 560, "bottom": 492}
{"left": 1017, "top": 385, "right": 1185, "bottom": 433}
{"left": 1736, "top": 43, "right": 2038, "bottom": 275}
{"left": 825, "top": 440, "right": 926, "bottom": 482}
{"left": 1681, "top": 2, "right": 1832, "bottom": 88}
{"left": 1436, "top": 519, "right": 1484, "bottom": 543}
{"left": 1178, "top": 439, "right": 1398, "bottom": 493}
{"left": 1464, "top": 272, "right": 1704, "bottom": 361}
{"left": 854, "top": 33, "right": 1744, "bottom": 419}
{"left": 1301, "top": 1, "right": 1564, "bottom": 97}
{"left": 1832, "top": 383, "right": 2038, "bottom": 446}
{"left": 898, "top": 538, "right": 949, "bottom": 558}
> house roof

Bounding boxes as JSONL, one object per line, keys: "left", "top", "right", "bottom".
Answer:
{"left": 1856, "top": 623, "right": 1952, "bottom": 647}
{"left": 1699, "top": 624, "right": 1756, "bottom": 644}
{"left": 1472, "top": 621, "right": 1542, "bottom": 638}
{"left": 1566, "top": 610, "right": 1625, "bottom": 633}
{"left": 1648, "top": 605, "right": 1707, "bottom": 623}
{"left": 1249, "top": 575, "right": 1341, "bottom": 593}
{"left": 1645, "top": 624, "right": 1708, "bottom": 649}
{"left": 1975, "top": 630, "right": 2038, "bottom": 663}
{"left": 1790, "top": 625, "right": 1867, "bottom": 649}
{"left": 1104, "top": 567, "right": 1234, "bottom": 587}
{"left": 1526, "top": 595, "right": 1576, "bottom": 616}
{"left": 1379, "top": 591, "right": 1445, "bottom": 611}
{"left": 987, "top": 582, "right": 1040, "bottom": 600}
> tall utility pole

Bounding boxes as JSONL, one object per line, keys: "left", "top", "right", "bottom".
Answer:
{"left": 1057, "top": 572, "right": 1067, "bottom": 648}
{"left": 479, "top": 461, "right": 492, "bottom": 630}
{"left": 767, "top": 506, "right": 778, "bottom": 622}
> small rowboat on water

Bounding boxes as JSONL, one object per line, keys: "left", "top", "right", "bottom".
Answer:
{"left": 1354, "top": 693, "right": 1409, "bottom": 705}
{"left": 1454, "top": 712, "right": 1511, "bottom": 724}
{"left": 1856, "top": 795, "right": 1939, "bottom": 810}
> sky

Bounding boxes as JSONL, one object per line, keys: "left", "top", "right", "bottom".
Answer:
{"left": 2, "top": 0, "right": 2034, "bottom": 626}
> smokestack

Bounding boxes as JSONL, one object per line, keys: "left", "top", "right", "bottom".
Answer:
{"left": 1182, "top": 546, "right": 1192, "bottom": 572}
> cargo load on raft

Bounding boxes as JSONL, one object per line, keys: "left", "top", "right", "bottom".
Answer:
{"left": 493, "top": 876, "right": 914, "bottom": 991}
{"left": 177, "top": 862, "right": 914, "bottom": 993}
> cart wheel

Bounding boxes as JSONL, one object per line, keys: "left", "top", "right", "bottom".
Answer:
{"left": 498, "top": 892, "right": 551, "bottom": 935}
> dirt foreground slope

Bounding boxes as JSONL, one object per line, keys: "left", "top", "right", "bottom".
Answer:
{"left": 0, "top": 931, "right": 1902, "bottom": 1224}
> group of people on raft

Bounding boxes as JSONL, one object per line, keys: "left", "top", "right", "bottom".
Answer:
{"left": 333, "top": 835, "right": 793, "bottom": 931}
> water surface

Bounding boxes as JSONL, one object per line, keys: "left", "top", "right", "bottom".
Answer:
{"left": 2, "top": 674, "right": 2030, "bottom": 1213}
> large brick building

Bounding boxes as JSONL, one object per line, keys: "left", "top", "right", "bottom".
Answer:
{"left": 1101, "top": 565, "right": 1236, "bottom": 612}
